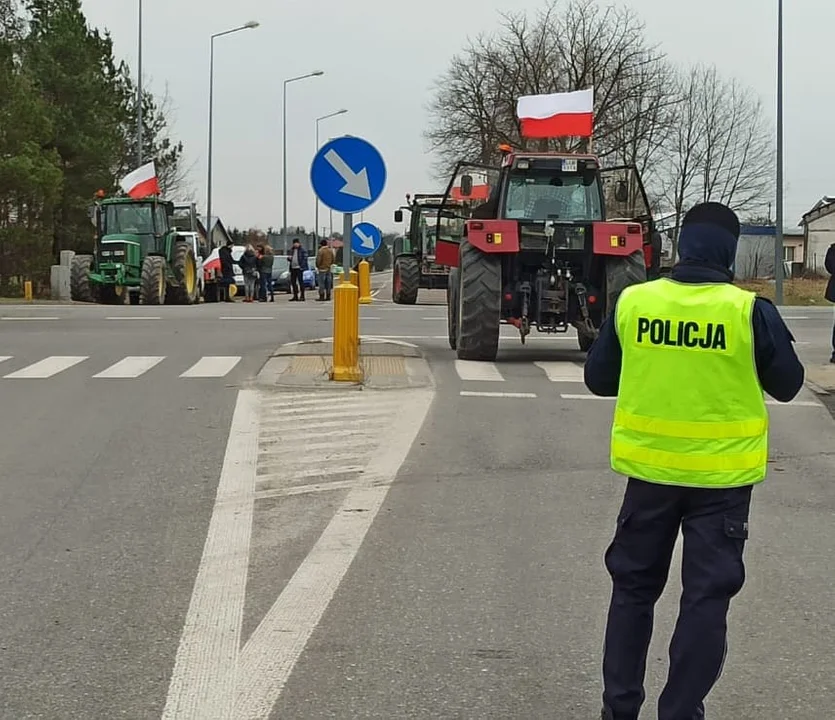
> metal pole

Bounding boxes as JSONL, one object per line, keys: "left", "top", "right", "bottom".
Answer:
{"left": 343, "top": 212, "right": 352, "bottom": 276}
{"left": 137, "top": 0, "right": 143, "bottom": 166}
{"left": 775, "top": 0, "right": 784, "bottom": 305}
{"left": 206, "top": 35, "right": 215, "bottom": 244}
{"left": 282, "top": 80, "right": 288, "bottom": 245}
{"left": 314, "top": 120, "right": 319, "bottom": 244}
{"left": 329, "top": 207, "right": 333, "bottom": 237}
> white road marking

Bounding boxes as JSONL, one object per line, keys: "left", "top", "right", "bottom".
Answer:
{"left": 460, "top": 390, "right": 538, "bottom": 398}
{"left": 454, "top": 359, "right": 504, "bottom": 382}
{"left": 219, "top": 316, "right": 274, "bottom": 320}
{"left": 560, "top": 393, "right": 612, "bottom": 400}
{"left": 1, "top": 316, "right": 60, "bottom": 321}
{"left": 782, "top": 316, "right": 809, "bottom": 320}
{"left": 254, "top": 478, "right": 357, "bottom": 500}
{"left": 535, "top": 361, "right": 585, "bottom": 383}
{"left": 105, "top": 316, "right": 161, "bottom": 320}
{"left": 422, "top": 317, "right": 446, "bottom": 320}
{"left": 162, "top": 389, "right": 260, "bottom": 719}
{"left": 232, "top": 389, "right": 434, "bottom": 717}
{"left": 180, "top": 356, "right": 241, "bottom": 378}
{"left": 0, "top": 356, "right": 11, "bottom": 364}
{"left": 4, "top": 356, "right": 87, "bottom": 379}
{"left": 93, "top": 356, "right": 165, "bottom": 379}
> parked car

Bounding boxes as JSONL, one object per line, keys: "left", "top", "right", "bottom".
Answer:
{"left": 273, "top": 255, "right": 317, "bottom": 293}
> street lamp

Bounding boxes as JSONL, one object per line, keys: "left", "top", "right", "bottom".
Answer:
{"left": 282, "top": 71, "right": 324, "bottom": 248}
{"left": 137, "top": 0, "right": 143, "bottom": 165}
{"left": 206, "top": 20, "right": 259, "bottom": 246}
{"left": 774, "top": 0, "right": 784, "bottom": 305}
{"left": 314, "top": 109, "right": 348, "bottom": 241}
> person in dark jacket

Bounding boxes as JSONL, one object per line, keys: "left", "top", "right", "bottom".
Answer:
{"left": 218, "top": 239, "right": 236, "bottom": 302}
{"left": 586, "top": 202, "right": 805, "bottom": 720}
{"left": 287, "top": 238, "right": 309, "bottom": 302}
{"left": 825, "top": 242, "right": 835, "bottom": 363}
{"left": 237, "top": 244, "right": 259, "bottom": 302}
{"left": 257, "top": 244, "right": 275, "bottom": 302}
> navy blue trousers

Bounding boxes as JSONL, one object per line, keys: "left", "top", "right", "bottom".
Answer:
{"left": 602, "top": 478, "right": 752, "bottom": 720}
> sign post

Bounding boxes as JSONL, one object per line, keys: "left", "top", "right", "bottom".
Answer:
{"left": 310, "top": 136, "right": 387, "bottom": 382}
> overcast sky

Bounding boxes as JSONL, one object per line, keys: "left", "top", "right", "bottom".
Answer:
{"left": 80, "top": 0, "right": 827, "bottom": 234}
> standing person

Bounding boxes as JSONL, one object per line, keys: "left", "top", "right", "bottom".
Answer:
{"left": 258, "top": 244, "right": 275, "bottom": 302}
{"left": 584, "top": 202, "right": 805, "bottom": 720}
{"left": 238, "top": 244, "right": 259, "bottom": 303}
{"left": 315, "top": 238, "right": 335, "bottom": 301}
{"left": 218, "top": 239, "right": 235, "bottom": 302}
{"left": 287, "top": 237, "right": 308, "bottom": 302}
{"left": 825, "top": 241, "right": 835, "bottom": 363}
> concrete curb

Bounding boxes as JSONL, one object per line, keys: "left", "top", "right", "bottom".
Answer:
{"left": 256, "top": 337, "right": 434, "bottom": 392}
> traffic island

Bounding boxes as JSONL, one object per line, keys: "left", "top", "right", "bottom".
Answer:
{"left": 805, "top": 363, "right": 835, "bottom": 419}
{"left": 257, "top": 337, "right": 433, "bottom": 391}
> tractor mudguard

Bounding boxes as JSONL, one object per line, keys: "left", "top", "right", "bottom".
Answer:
{"left": 435, "top": 239, "right": 460, "bottom": 267}
{"left": 592, "top": 221, "right": 643, "bottom": 257}
{"left": 464, "top": 219, "right": 520, "bottom": 253}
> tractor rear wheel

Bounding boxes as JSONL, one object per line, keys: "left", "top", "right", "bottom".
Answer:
{"left": 456, "top": 241, "right": 501, "bottom": 361}
{"left": 140, "top": 255, "right": 167, "bottom": 305}
{"left": 70, "top": 255, "right": 95, "bottom": 302}
{"left": 447, "top": 267, "right": 459, "bottom": 350}
{"left": 392, "top": 256, "right": 419, "bottom": 304}
{"left": 167, "top": 242, "right": 197, "bottom": 305}
{"left": 604, "top": 249, "right": 647, "bottom": 319}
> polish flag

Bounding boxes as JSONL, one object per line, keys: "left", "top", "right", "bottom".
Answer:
{"left": 120, "top": 161, "right": 160, "bottom": 199}
{"left": 516, "top": 89, "right": 594, "bottom": 139}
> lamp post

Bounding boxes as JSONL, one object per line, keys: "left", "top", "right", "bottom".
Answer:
{"left": 314, "top": 109, "right": 348, "bottom": 241}
{"left": 137, "top": 0, "right": 143, "bottom": 165}
{"left": 775, "top": 0, "right": 784, "bottom": 305}
{"left": 282, "top": 71, "right": 324, "bottom": 248}
{"left": 206, "top": 20, "right": 259, "bottom": 246}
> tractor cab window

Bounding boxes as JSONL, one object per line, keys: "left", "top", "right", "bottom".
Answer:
{"left": 503, "top": 171, "right": 603, "bottom": 222}
{"left": 104, "top": 203, "right": 154, "bottom": 235}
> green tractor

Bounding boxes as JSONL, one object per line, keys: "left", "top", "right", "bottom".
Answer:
{"left": 71, "top": 196, "right": 199, "bottom": 305}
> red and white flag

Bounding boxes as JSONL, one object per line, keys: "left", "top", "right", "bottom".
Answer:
{"left": 120, "top": 161, "right": 160, "bottom": 199}
{"left": 516, "top": 89, "right": 594, "bottom": 139}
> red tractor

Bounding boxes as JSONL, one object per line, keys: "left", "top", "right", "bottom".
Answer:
{"left": 436, "top": 148, "right": 657, "bottom": 360}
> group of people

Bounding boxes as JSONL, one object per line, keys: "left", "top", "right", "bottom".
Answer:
{"left": 216, "top": 237, "right": 337, "bottom": 303}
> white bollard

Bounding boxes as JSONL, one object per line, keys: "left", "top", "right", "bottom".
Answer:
{"left": 50, "top": 265, "right": 71, "bottom": 300}
{"left": 59, "top": 250, "right": 75, "bottom": 268}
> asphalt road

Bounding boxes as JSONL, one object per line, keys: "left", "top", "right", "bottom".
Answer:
{"left": 2, "top": 278, "right": 833, "bottom": 719}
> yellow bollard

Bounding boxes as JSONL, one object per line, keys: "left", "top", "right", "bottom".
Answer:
{"left": 330, "top": 280, "right": 362, "bottom": 382}
{"left": 24, "top": 280, "right": 33, "bottom": 302}
{"left": 358, "top": 260, "right": 372, "bottom": 304}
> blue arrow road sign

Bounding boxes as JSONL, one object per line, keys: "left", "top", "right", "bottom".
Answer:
{"left": 310, "top": 136, "right": 386, "bottom": 214}
{"left": 351, "top": 222, "right": 382, "bottom": 258}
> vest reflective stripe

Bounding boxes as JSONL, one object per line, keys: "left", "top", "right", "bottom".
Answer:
{"left": 611, "top": 279, "right": 768, "bottom": 488}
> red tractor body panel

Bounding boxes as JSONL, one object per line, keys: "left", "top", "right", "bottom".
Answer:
{"left": 435, "top": 238, "right": 460, "bottom": 268}
{"left": 465, "top": 220, "right": 521, "bottom": 254}
{"left": 592, "top": 222, "right": 644, "bottom": 257}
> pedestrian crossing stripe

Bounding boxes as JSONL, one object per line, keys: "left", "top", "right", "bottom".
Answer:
{"left": 454, "top": 360, "right": 585, "bottom": 383}
{"left": 1, "top": 355, "right": 243, "bottom": 380}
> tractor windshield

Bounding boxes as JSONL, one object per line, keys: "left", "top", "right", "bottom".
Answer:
{"left": 104, "top": 203, "right": 155, "bottom": 236}
{"left": 503, "top": 170, "right": 603, "bottom": 223}
{"left": 419, "top": 209, "right": 464, "bottom": 256}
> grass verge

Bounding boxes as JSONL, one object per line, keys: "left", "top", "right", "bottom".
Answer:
{"left": 736, "top": 278, "right": 829, "bottom": 306}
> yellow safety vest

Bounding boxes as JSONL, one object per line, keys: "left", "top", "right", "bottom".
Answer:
{"left": 611, "top": 279, "right": 769, "bottom": 488}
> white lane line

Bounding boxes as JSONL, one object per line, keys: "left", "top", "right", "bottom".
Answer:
{"left": 454, "top": 359, "right": 504, "bottom": 382}
{"left": 1, "top": 316, "right": 60, "bottom": 321}
{"left": 422, "top": 317, "right": 446, "bottom": 321}
{"left": 4, "top": 356, "right": 87, "bottom": 379}
{"left": 460, "top": 390, "right": 538, "bottom": 398}
{"left": 561, "top": 394, "right": 612, "bottom": 400}
{"left": 0, "top": 356, "right": 11, "bottom": 364}
{"left": 782, "top": 316, "right": 809, "bottom": 320}
{"left": 535, "top": 361, "right": 585, "bottom": 383}
{"left": 93, "top": 356, "right": 165, "bottom": 379}
{"left": 232, "top": 389, "right": 434, "bottom": 717}
{"left": 162, "top": 389, "right": 259, "bottom": 719}
{"left": 219, "top": 316, "right": 274, "bottom": 321}
{"left": 180, "top": 356, "right": 241, "bottom": 378}
{"left": 105, "top": 316, "right": 161, "bottom": 320}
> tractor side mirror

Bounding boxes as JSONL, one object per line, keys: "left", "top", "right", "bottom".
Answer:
{"left": 394, "top": 209, "right": 403, "bottom": 223}
{"left": 615, "top": 180, "right": 629, "bottom": 203}
{"left": 460, "top": 174, "right": 473, "bottom": 197}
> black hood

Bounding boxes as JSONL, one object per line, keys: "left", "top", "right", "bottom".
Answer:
{"left": 675, "top": 202, "right": 740, "bottom": 281}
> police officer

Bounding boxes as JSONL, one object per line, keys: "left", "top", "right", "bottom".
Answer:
{"left": 584, "top": 202, "right": 805, "bottom": 720}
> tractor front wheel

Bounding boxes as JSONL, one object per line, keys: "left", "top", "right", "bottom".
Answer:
{"left": 167, "top": 242, "right": 197, "bottom": 305}
{"left": 70, "top": 255, "right": 95, "bottom": 303}
{"left": 456, "top": 241, "right": 501, "bottom": 361}
{"left": 447, "top": 267, "right": 459, "bottom": 350}
{"left": 604, "top": 249, "right": 647, "bottom": 319}
{"left": 140, "top": 255, "right": 167, "bottom": 305}
{"left": 392, "top": 256, "right": 419, "bottom": 304}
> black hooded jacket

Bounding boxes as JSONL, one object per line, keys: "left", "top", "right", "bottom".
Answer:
{"left": 584, "top": 218, "right": 805, "bottom": 403}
